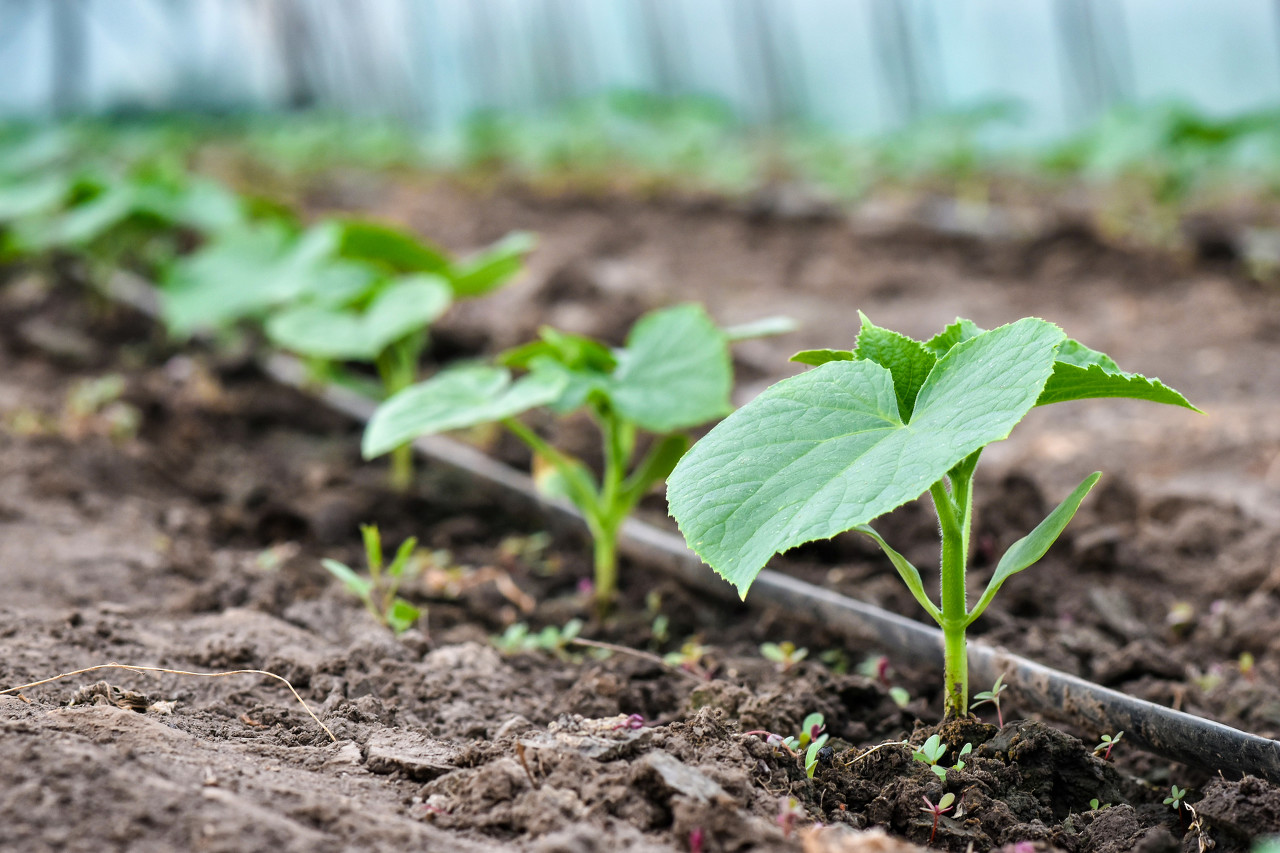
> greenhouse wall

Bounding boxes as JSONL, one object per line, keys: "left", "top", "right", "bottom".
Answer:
{"left": 2, "top": 0, "right": 1278, "bottom": 140}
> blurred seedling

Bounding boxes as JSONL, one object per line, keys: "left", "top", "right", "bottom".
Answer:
{"left": 491, "top": 618, "right": 585, "bottom": 660}
{"left": 819, "top": 648, "right": 851, "bottom": 675}
{"left": 662, "top": 638, "right": 712, "bottom": 678}
{"left": 322, "top": 524, "right": 422, "bottom": 635}
{"left": 920, "top": 792, "right": 957, "bottom": 845}
{"left": 970, "top": 674, "right": 1009, "bottom": 727}
{"left": 1166, "top": 601, "right": 1195, "bottom": 637}
{"left": 62, "top": 373, "right": 141, "bottom": 441}
{"left": 760, "top": 640, "right": 808, "bottom": 673}
{"left": 497, "top": 531, "right": 560, "bottom": 576}
{"left": 856, "top": 653, "right": 912, "bottom": 707}
{"left": 777, "top": 796, "right": 805, "bottom": 837}
{"left": 364, "top": 305, "right": 792, "bottom": 613}
{"left": 1089, "top": 799, "right": 1112, "bottom": 810}
{"left": 1093, "top": 731, "right": 1123, "bottom": 761}
{"left": 1240, "top": 651, "right": 1257, "bottom": 681}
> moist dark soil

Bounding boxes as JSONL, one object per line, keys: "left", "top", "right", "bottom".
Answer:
{"left": 3, "top": 183, "right": 1280, "bottom": 852}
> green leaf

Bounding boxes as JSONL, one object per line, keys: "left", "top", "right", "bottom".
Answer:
{"left": 162, "top": 223, "right": 375, "bottom": 336}
{"left": 266, "top": 275, "right": 451, "bottom": 361}
{"left": 321, "top": 559, "right": 374, "bottom": 599}
{"left": 362, "top": 364, "right": 567, "bottom": 458}
{"left": 966, "top": 471, "right": 1101, "bottom": 625}
{"left": 386, "top": 536, "right": 419, "bottom": 579}
{"left": 853, "top": 312, "right": 938, "bottom": 420}
{"left": 923, "top": 318, "right": 983, "bottom": 357}
{"left": 668, "top": 318, "right": 1065, "bottom": 597}
{"left": 854, "top": 525, "right": 941, "bottom": 623}
{"left": 386, "top": 598, "right": 422, "bottom": 634}
{"left": 450, "top": 231, "right": 536, "bottom": 297}
{"left": 360, "top": 524, "right": 383, "bottom": 572}
{"left": 790, "top": 348, "right": 853, "bottom": 367}
{"left": 607, "top": 304, "right": 733, "bottom": 433}
{"left": 336, "top": 219, "right": 451, "bottom": 275}
{"left": 1037, "top": 341, "right": 1198, "bottom": 410}
{"left": 0, "top": 175, "right": 69, "bottom": 222}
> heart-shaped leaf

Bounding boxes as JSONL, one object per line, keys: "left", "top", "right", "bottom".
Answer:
{"left": 362, "top": 365, "right": 567, "bottom": 458}
{"left": 266, "top": 275, "right": 452, "bottom": 361}
{"left": 668, "top": 318, "right": 1066, "bottom": 596}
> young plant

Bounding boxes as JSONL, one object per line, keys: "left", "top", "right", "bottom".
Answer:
{"left": 363, "top": 304, "right": 777, "bottom": 612}
{"left": 492, "top": 618, "right": 584, "bottom": 660}
{"left": 1165, "top": 785, "right": 1187, "bottom": 811}
{"left": 669, "top": 314, "right": 1196, "bottom": 717}
{"left": 760, "top": 640, "right": 808, "bottom": 672}
{"left": 971, "top": 674, "right": 1008, "bottom": 727}
{"left": 912, "top": 733, "right": 968, "bottom": 782}
{"left": 322, "top": 524, "right": 422, "bottom": 634}
{"left": 1093, "top": 731, "right": 1123, "bottom": 761}
{"left": 920, "top": 792, "right": 957, "bottom": 845}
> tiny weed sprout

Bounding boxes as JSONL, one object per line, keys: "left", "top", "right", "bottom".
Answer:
{"left": 1093, "top": 731, "right": 1123, "bottom": 761}
{"left": 913, "top": 733, "right": 949, "bottom": 781}
{"left": 669, "top": 314, "right": 1197, "bottom": 717}
{"left": 889, "top": 686, "right": 912, "bottom": 708}
{"left": 365, "top": 305, "right": 789, "bottom": 611}
{"left": 492, "top": 618, "right": 584, "bottom": 660}
{"left": 1165, "top": 785, "right": 1187, "bottom": 811}
{"left": 1089, "top": 798, "right": 1112, "bottom": 810}
{"left": 920, "top": 792, "right": 956, "bottom": 844}
{"left": 760, "top": 640, "right": 808, "bottom": 672}
{"left": 970, "top": 674, "right": 1008, "bottom": 727}
{"left": 322, "top": 524, "right": 422, "bottom": 634}
{"left": 777, "top": 796, "right": 805, "bottom": 837}
{"left": 662, "top": 638, "right": 712, "bottom": 677}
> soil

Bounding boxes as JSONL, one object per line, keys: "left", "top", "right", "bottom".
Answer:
{"left": 3, "top": 180, "right": 1280, "bottom": 852}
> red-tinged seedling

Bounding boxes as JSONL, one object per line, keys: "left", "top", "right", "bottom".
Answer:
{"left": 777, "top": 796, "right": 805, "bottom": 838}
{"left": 970, "top": 674, "right": 1008, "bottom": 727}
{"left": 1093, "top": 731, "right": 1123, "bottom": 761}
{"left": 670, "top": 314, "right": 1197, "bottom": 717}
{"left": 322, "top": 524, "right": 422, "bottom": 635}
{"left": 920, "top": 792, "right": 957, "bottom": 844}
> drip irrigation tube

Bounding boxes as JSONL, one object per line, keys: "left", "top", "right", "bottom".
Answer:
{"left": 106, "top": 271, "right": 1280, "bottom": 784}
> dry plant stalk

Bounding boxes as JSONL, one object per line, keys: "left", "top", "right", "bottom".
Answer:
{"left": 1, "top": 662, "right": 336, "bottom": 742}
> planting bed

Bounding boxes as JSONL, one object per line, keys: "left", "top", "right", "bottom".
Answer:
{"left": 3, "top": 182, "right": 1280, "bottom": 852}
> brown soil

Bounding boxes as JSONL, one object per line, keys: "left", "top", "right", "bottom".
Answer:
{"left": 2, "top": 183, "right": 1280, "bottom": 852}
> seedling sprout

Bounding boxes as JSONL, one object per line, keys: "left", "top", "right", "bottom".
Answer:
{"left": 669, "top": 314, "right": 1196, "bottom": 717}
{"left": 1093, "top": 731, "right": 1123, "bottom": 761}
{"left": 1165, "top": 785, "right": 1187, "bottom": 811}
{"left": 920, "top": 792, "right": 956, "bottom": 844}
{"left": 760, "top": 640, "right": 808, "bottom": 672}
{"left": 322, "top": 524, "right": 422, "bottom": 634}
{"left": 971, "top": 674, "right": 1008, "bottom": 727}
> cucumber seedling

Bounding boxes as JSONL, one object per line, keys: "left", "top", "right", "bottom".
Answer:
{"left": 364, "top": 304, "right": 789, "bottom": 612}
{"left": 669, "top": 314, "right": 1197, "bottom": 717}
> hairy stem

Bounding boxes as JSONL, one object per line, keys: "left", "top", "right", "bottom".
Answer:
{"left": 931, "top": 479, "right": 970, "bottom": 718}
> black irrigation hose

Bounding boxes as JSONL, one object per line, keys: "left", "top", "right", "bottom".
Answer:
{"left": 106, "top": 272, "right": 1280, "bottom": 784}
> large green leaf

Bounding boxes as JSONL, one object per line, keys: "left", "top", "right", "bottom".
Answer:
{"left": 668, "top": 318, "right": 1066, "bottom": 597}
{"left": 605, "top": 304, "right": 733, "bottom": 432}
{"left": 362, "top": 365, "right": 567, "bottom": 458}
{"left": 0, "top": 175, "right": 70, "bottom": 223}
{"left": 161, "top": 223, "right": 374, "bottom": 336}
{"left": 266, "top": 275, "right": 452, "bottom": 361}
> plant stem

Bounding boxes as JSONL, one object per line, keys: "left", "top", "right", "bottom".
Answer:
{"left": 376, "top": 335, "right": 425, "bottom": 492}
{"left": 931, "top": 479, "right": 970, "bottom": 718}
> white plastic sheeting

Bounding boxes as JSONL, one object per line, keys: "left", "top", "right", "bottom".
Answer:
{"left": 2, "top": 0, "right": 1279, "bottom": 139}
